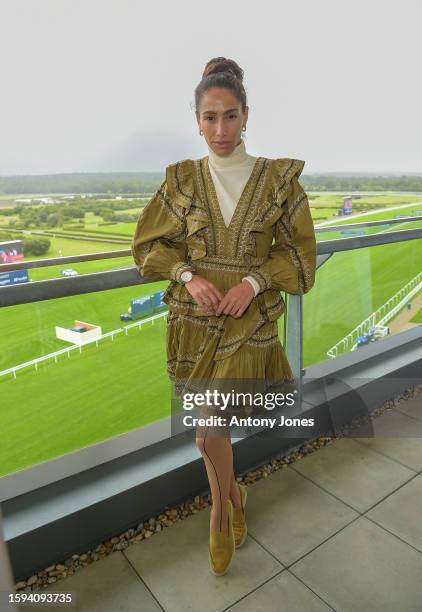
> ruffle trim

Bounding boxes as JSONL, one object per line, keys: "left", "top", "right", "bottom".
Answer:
{"left": 166, "top": 159, "right": 208, "bottom": 260}
{"left": 244, "top": 158, "right": 305, "bottom": 262}
{"left": 167, "top": 320, "right": 296, "bottom": 404}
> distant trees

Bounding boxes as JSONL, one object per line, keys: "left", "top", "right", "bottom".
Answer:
{"left": 0, "top": 197, "right": 145, "bottom": 229}
{"left": 0, "top": 231, "right": 51, "bottom": 256}
{"left": 0, "top": 172, "right": 421, "bottom": 196}
{"left": 0, "top": 172, "right": 164, "bottom": 195}
{"left": 21, "top": 237, "right": 51, "bottom": 256}
{"left": 46, "top": 213, "right": 60, "bottom": 227}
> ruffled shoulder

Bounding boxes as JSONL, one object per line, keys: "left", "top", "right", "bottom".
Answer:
{"left": 165, "top": 159, "right": 195, "bottom": 212}
{"left": 166, "top": 159, "right": 209, "bottom": 261}
{"left": 244, "top": 158, "right": 305, "bottom": 262}
{"left": 259, "top": 157, "right": 306, "bottom": 225}
{"left": 269, "top": 158, "right": 305, "bottom": 207}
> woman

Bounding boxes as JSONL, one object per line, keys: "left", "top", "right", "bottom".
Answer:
{"left": 131, "top": 57, "right": 317, "bottom": 576}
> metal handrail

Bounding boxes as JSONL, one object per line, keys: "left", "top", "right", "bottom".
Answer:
{"left": 314, "top": 215, "right": 422, "bottom": 232}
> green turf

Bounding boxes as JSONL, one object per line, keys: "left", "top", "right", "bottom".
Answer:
{"left": 302, "top": 238, "right": 421, "bottom": 366}
{"left": 0, "top": 318, "right": 171, "bottom": 476}
{"left": 76, "top": 222, "right": 137, "bottom": 236}
{"left": 0, "top": 280, "right": 166, "bottom": 370}
{"left": 410, "top": 307, "right": 422, "bottom": 324}
{"left": 57, "top": 227, "right": 133, "bottom": 239}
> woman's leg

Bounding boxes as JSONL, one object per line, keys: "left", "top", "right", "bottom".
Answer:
{"left": 196, "top": 421, "right": 233, "bottom": 536}
{"left": 227, "top": 428, "right": 242, "bottom": 509}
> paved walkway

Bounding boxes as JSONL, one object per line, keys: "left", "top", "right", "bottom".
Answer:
{"left": 38, "top": 393, "right": 422, "bottom": 612}
{"left": 388, "top": 293, "right": 422, "bottom": 335}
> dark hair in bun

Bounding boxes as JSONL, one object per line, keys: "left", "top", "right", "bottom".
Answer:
{"left": 194, "top": 57, "right": 247, "bottom": 113}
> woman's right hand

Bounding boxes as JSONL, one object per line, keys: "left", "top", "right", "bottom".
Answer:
{"left": 184, "top": 275, "right": 224, "bottom": 315}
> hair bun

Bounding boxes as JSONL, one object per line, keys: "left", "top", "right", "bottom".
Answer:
{"left": 202, "top": 57, "right": 244, "bottom": 82}
{"left": 194, "top": 56, "right": 247, "bottom": 113}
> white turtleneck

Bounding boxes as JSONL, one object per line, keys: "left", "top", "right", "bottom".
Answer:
{"left": 207, "top": 139, "right": 260, "bottom": 297}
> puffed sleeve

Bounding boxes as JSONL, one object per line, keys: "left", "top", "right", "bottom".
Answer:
{"left": 131, "top": 177, "right": 195, "bottom": 283}
{"left": 247, "top": 173, "right": 317, "bottom": 295}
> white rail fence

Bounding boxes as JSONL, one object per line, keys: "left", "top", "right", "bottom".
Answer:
{"left": 0, "top": 309, "right": 168, "bottom": 380}
{"left": 327, "top": 272, "right": 422, "bottom": 358}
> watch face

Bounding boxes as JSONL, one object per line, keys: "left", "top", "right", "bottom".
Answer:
{"left": 181, "top": 270, "right": 193, "bottom": 283}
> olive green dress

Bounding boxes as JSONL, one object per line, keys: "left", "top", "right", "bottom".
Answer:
{"left": 131, "top": 156, "right": 317, "bottom": 416}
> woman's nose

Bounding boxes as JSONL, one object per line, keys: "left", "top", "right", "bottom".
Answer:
{"left": 215, "top": 121, "right": 226, "bottom": 136}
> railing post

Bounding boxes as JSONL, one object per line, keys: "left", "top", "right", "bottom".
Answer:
{"left": 0, "top": 510, "right": 18, "bottom": 611}
{"left": 285, "top": 293, "right": 303, "bottom": 411}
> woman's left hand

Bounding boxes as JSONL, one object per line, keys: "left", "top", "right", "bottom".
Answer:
{"left": 215, "top": 280, "right": 255, "bottom": 318}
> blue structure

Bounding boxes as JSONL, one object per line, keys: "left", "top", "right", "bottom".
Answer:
{"left": 0, "top": 240, "right": 28, "bottom": 286}
{"left": 120, "top": 290, "right": 167, "bottom": 322}
{"left": 0, "top": 269, "right": 29, "bottom": 286}
{"left": 151, "top": 290, "right": 166, "bottom": 309}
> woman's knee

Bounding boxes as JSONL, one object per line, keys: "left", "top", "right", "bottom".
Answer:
{"left": 196, "top": 435, "right": 206, "bottom": 452}
{"left": 196, "top": 428, "right": 229, "bottom": 452}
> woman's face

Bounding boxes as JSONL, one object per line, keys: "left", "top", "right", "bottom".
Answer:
{"left": 196, "top": 87, "right": 248, "bottom": 156}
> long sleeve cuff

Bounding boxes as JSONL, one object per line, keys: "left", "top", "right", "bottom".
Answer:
{"left": 170, "top": 262, "right": 196, "bottom": 284}
{"left": 241, "top": 275, "right": 260, "bottom": 296}
{"left": 243, "top": 269, "right": 271, "bottom": 294}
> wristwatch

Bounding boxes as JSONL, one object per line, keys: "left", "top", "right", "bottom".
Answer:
{"left": 180, "top": 269, "right": 195, "bottom": 284}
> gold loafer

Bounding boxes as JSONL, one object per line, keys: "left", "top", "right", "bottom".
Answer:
{"left": 209, "top": 499, "right": 235, "bottom": 576}
{"left": 233, "top": 483, "right": 248, "bottom": 548}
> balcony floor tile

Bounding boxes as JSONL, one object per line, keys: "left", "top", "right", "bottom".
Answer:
{"left": 290, "top": 516, "right": 422, "bottom": 612}
{"left": 291, "top": 437, "right": 415, "bottom": 512}
{"left": 393, "top": 394, "right": 422, "bottom": 422}
{"left": 366, "top": 473, "right": 422, "bottom": 552}
{"left": 353, "top": 405, "right": 422, "bottom": 472}
{"left": 124, "top": 504, "right": 282, "bottom": 612}
{"left": 245, "top": 467, "right": 358, "bottom": 566}
{"left": 227, "top": 570, "right": 333, "bottom": 612}
{"left": 39, "top": 550, "right": 161, "bottom": 611}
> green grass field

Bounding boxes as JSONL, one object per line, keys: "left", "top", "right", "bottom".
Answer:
{"left": 319, "top": 203, "right": 422, "bottom": 227}
{"left": 0, "top": 317, "right": 171, "bottom": 476}
{"left": 302, "top": 238, "right": 420, "bottom": 363}
{"left": 0, "top": 280, "right": 166, "bottom": 370}
{"left": 79, "top": 222, "right": 137, "bottom": 235}
{"left": 57, "top": 226, "right": 134, "bottom": 239}
{"left": 0, "top": 196, "right": 421, "bottom": 477}
{"left": 410, "top": 308, "right": 422, "bottom": 324}
{"left": 83, "top": 211, "right": 103, "bottom": 226}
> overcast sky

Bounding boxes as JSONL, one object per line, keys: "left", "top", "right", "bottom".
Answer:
{"left": 1, "top": 0, "right": 421, "bottom": 176}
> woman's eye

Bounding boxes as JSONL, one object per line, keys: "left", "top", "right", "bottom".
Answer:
{"left": 204, "top": 115, "right": 237, "bottom": 120}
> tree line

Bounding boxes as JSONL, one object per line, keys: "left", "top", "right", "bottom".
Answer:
{"left": 0, "top": 172, "right": 422, "bottom": 196}
{"left": 0, "top": 231, "right": 50, "bottom": 256}
{"left": 0, "top": 198, "right": 144, "bottom": 229}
